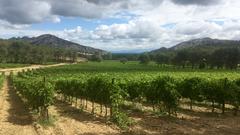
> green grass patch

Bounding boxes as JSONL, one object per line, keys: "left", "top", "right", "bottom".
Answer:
{"left": 0, "top": 63, "right": 31, "bottom": 68}
{"left": 37, "top": 115, "right": 57, "bottom": 127}
{"left": 37, "top": 60, "right": 240, "bottom": 80}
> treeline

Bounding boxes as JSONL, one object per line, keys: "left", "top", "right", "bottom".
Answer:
{"left": 0, "top": 41, "right": 78, "bottom": 64}
{"left": 143, "top": 47, "right": 240, "bottom": 69}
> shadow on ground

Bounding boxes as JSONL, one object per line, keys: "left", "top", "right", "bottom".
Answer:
{"left": 54, "top": 99, "right": 111, "bottom": 126}
{"left": 6, "top": 78, "right": 34, "bottom": 125}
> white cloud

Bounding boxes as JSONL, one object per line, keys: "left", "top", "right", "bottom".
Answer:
{"left": 92, "top": 18, "right": 164, "bottom": 41}
{"left": 0, "top": 0, "right": 164, "bottom": 25}
{"left": 171, "top": 0, "right": 222, "bottom": 6}
{"left": 0, "top": 0, "right": 59, "bottom": 24}
{"left": 1, "top": 0, "right": 240, "bottom": 52}
{"left": 174, "top": 21, "right": 222, "bottom": 35}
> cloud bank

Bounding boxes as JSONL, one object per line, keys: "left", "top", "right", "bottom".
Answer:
{"left": 0, "top": 0, "right": 240, "bottom": 52}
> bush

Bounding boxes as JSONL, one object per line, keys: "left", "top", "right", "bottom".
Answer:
{"left": 177, "top": 77, "right": 204, "bottom": 109}
{"left": 120, "top": 58, "right": 128, "bottom": 64}
{"left": 146, "top": 76, "right": 180, "bottom": 115}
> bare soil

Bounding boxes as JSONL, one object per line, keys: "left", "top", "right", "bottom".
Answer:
{"left": 0, "top": 79, "right": 38, "bottom": 135}
{"left": 125, "top": 103, "right": 240, "bottom": 135}
{"left": 0, "top": 63, "right": 67, "bottom": 75}
{"left": 35, "top": 99, "right": 120, "bottom": 135}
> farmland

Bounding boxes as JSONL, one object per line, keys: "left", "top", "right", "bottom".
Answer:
{"left": 6, "top": 60, "right": 240, "bottom": 134}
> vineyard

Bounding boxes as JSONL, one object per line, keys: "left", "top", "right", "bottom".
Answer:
{"left": 7, "top": 61, "right": 240, "bottom": 134}
{"left": 0, "top": 74, "right": 4, "bottom": 88}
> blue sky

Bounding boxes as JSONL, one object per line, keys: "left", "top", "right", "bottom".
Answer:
{"left": 0, "top": 0, "right": 240, "bottom": 53}
{"left": 30, "top": 16, "right": 131, "bottom": 31}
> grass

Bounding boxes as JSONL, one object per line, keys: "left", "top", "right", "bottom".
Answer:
{"left": 0, "top": 62, "right": 61, "bottom": 69}
{"left": 41, "top": 62, "right": 59, "bottom": 65}
{"left": 37, "top": 115, "right": 57, "bottom": 127}
{"left": 0, "top": 63, "right": 31, "bottom": 68}
{"left": 48, "top": 60, "right": 240, "bottom": 72}
{"left": 39, "top": 60, "right": 240, "bottom": 80}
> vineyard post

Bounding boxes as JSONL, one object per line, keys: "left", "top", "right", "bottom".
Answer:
{"left": 234, "top": 105, "right": 239, "bottom": 116}
{"left": 105, "top": 104, "right": 108, "bottom": 118}
{"left": 211, "top": 99, "right": 215, "bottom": 113}
{"left": 1, "top": 71, "right": 4, "bottom": 76}
{"left": 152, "top": 101, "right": 155, "bottom": 112}
{"left": 190, "top": 98, "right": 193, "bottom": 110}
{"left": 42, "top": 76, "right": 49, "bottom": 120}
{"left": 222, "top": 78, "right": 227, "bottom": 114}
{"left": 91, "top": 101, "right": 95, "bottom": 114}
{"left": 75, "top": 96, "right": 78, "bottom": 107}
{"left": 110, "top": 78, "right": 115, "bottom": 117}
{"left": 85, "top": 98, "right": 88, "bottom": 109}
{"left": 100, "top": 103, "right": 103, "bottom": 115}
{"left": 43, "top": 76, "right": 46, "bottom": 83}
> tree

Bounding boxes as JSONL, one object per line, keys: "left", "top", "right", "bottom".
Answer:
{"left": 103, "top": 53, "right": 112, "bottom": 60}
{"left": 178, "top": 77, "right": 203, "bottom": 109}
{"left": 120, "top": 58, "right": 128, "bottom": 64}
{"left": 155, "top": 54, "right": 169, "bottom": 66}
{"left": 8, "top": 42, "right": 22, "bottom": 63}
{"left": 0, "top": 45, "right": 7, "bottom": 63}
{"left": 199, "top": 58, "right": 207, "bottom": 69}
{"left": 224, "top": 48, "right": 240, "bottom": 69}
{"left": 91, "top": 52, "right": 103, "bottom": 62}
{"left": 53, "top": 48, "right": 65, "bottom": 62}
{"left": 187, "top": 50, "right": 208, "bottom": 69}
{"left": 147, "top": 76, "right": 180, "bottom": 115}
{"left": 233, "top": 79, "right": 240, "bottom": 115}
{"left": 173, "top": 50, "right": 189, "bottom": 68}
{"left": 201, "top": 80, "right": 218, "bottom": 112}
{"left": 138, "top": 53, "right": 150, "bottom": 64}
{"left": 209, "top": 48, "right": 240, "bottom": 69}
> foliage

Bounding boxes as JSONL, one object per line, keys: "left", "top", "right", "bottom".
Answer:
{"left": 12, "top": 76, "right": 54, "bottom": 119}
{"left": 120, "top": 58, "right": 128, "bottom": 64}
{"left": 155, "top": 54, "right": 170, "bottom": 65}
{"left": 0, "top": 41, "right": 78, "bottom": 64}
{"left": 146, "top": 76, "right": 180, "bottom": 115}
{"left": 138, "top": 53, "right": 150, "bottom": 65}
{"left": 0, "top": 75, "right": 4, "bottom": 89}
{"left": 178, "top": 77, "right": 204, "bottom": 109}
{"left": 151, "top": 47, "right": 240, "bottom": 69}
{"left": 11, "top": 60, "right": 240, "bottom": 129}
{"left": 90, "top": 52, "right": 103, "bottom": 62}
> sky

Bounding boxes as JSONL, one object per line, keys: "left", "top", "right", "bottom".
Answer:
{"left": 1, "top": 0, "right": 240, "bottom": 53}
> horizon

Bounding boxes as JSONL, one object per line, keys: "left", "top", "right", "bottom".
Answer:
{"left": 1, "top": 0, "right": 240, "bottom": 53}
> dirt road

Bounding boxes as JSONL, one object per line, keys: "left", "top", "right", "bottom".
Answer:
{"left": 0, "top": 79, "right": 38, "bottom": 135}
{"left": 0, "top": 63, "right": 67, "bottom": 75}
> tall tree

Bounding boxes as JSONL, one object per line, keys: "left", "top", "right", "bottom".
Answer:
{"left": 138, "top": 53, "right": 150, "bottom": 64}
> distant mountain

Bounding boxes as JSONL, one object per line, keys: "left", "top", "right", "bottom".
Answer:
{"left": 9, "top": 34, "right": 107, "bottom": 54}
{"left": 150, "top": 37, "right": 240, "bottom": 54}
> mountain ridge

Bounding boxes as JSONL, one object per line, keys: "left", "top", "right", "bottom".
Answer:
{"left": 9, "top": 34, "right": 108, "bottom": 54}
{"left": 150, "top": 37, "right": 240, "bottom": 54}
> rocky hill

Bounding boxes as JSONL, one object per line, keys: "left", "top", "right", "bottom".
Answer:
{"left": 150, "top": 37, "right": 240, "bottom": 54}
{"left": 10, "top": 34, "right": 107, "bottom": 54}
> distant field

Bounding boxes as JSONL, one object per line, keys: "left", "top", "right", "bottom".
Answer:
{"left": 36, "top": 60, "right": 240, "bottom": 80}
